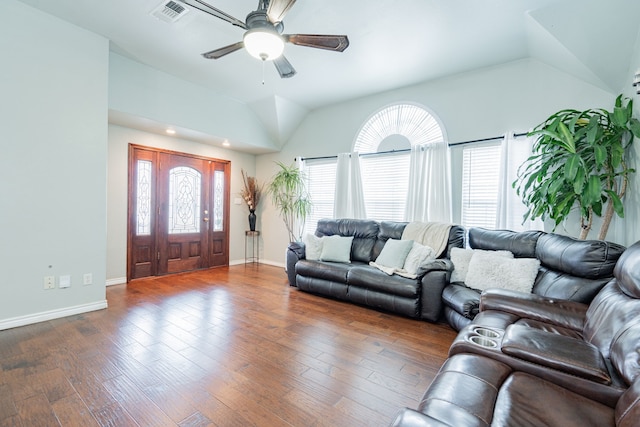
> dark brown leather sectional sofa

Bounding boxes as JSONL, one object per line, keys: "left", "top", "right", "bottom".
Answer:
{"left": 286, "top": 218, "right": 464, "bottom": 322}
{"left": 391, "top": 240, "right": 640, "bottom": 426}
{"left": 442, "top": 227, "right": 626, "bottom": 331}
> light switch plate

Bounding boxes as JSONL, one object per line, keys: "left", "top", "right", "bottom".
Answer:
{"left": 59, "top": 275, "right": 71, "bottom": 288}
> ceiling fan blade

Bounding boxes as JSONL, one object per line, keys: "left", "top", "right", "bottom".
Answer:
{"left": 180, "top": 0, "right": 247, "bottom": 29}
{"left": 273, "top": 56, "right": 297, "bottom": 78}
{"left": 285, "top": 34, "right": 349, "bottom": 52}
{"left": 266, "top": 0, "right": 296, "bottom": 24}
{"left": 202, "top": 41, "right": 244, "bottom": 59}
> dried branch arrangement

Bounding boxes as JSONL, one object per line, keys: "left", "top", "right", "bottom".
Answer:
{"left": 240, "top": 169, "right": 263, "bottom": 211}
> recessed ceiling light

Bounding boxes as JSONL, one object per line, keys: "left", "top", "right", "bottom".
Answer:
{"left": 166, "top": 129, "right": 176, "bottom": 135}
{"left": 222, "top": 140, "right": 230, "bottom": 147}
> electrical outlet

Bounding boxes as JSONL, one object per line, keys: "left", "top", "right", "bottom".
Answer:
{"left": 43, "top": 276, "right": 55, "bottom": 290}
{"left": 59, "top": 275, "right": 71, "bottom": 289}
{"left": 83, "top": 273, "right": 93, "bottom": 285}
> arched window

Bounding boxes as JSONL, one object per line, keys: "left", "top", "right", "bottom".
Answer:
{"left": 354, "top": 103, "right": 445, "bottom": 221}
{"left": 354, "top": 103, "right": 444, "bottom": 152}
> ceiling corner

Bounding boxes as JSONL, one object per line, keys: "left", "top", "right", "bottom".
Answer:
{"left": 526, "top": 0, "right": 640, "bottom": 93}
{"left": 249, "top": 95, "right": 309, "bottom": 148}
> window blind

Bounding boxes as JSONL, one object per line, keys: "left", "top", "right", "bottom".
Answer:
{"left": 360, "top": 152, "right": 410, "bottom": 221}
{"left": 461, "top": 143, "right": 502, "bottom": 228}
{"left": 303, "top": 158, "right": 337, "bottom": 235}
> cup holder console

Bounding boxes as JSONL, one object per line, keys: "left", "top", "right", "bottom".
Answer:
{"left": 464, "top": 327, "right": 503, "bottom": 349}
{"left": 472, "top": 327, "right": 501, "bottom": 339}
{"left": 467, "top": 335, "right": 498, "bottom": 348}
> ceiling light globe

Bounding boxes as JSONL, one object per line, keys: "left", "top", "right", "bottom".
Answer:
{"left": 243, "top": 28, "right": 284, "bottom": 61}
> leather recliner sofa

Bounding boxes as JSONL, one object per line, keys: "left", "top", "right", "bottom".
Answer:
{"left": 391, "top": 349, "right": 640, "bottom": 427}
{"left": 442, "top": 227, "right": 625, "bottom": 330}
{"left": 286, "top": 218, "right": 465, "bottom": 322}
{"left": 390, "top": 240, "right": 640, "bottom": 427}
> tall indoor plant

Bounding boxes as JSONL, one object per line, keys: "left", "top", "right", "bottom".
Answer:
{"left": 514, "top": 95, "right": 640, "bottom": 240}
{"left": 268, "top": 162, "right": 312, "bottom": 242}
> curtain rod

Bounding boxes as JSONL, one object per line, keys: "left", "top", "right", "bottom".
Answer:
{"left": 297, "top": 132, "right": 529, "bottom": 162}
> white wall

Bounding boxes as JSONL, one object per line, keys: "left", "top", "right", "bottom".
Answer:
{"left": 613, "top": 25, "right": 640, "bottom": 248}
{"left": 0, "top": 0, "right": 109, "bottom": 328}
{"left": 257, "top": 59, "right": 624, "bottom": 265}
{"left": 107, "top": 125, "right": 258, "bottom": 281}
{"left": 109, "top": 53, "right": 278, "bottom": 154}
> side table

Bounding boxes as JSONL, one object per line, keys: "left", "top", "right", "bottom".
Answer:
{"left": 245, "top": 230, "right": 260, "bottom": 264}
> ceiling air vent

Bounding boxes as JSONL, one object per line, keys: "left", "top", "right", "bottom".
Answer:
{"left": 151, "top": 0, "right": 189, "bottom": 23}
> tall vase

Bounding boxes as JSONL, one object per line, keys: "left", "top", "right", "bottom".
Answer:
{"left": 248, "top": 209, "right": 256, "bottom": 231}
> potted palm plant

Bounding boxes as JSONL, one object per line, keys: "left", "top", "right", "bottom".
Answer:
{"left": 267, "top": 162, "right": 312, "bottom": 242}
{"left": 514, "top": 95, "right": 640, "bottom": 240}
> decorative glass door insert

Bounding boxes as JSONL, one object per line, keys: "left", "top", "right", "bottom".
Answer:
{"left": 168, "top": 166, "right": 202, "bottom": 234}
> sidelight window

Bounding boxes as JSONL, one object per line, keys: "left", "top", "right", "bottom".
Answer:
{"left": 136, "top": 160, "right": 152, "bottom": 236}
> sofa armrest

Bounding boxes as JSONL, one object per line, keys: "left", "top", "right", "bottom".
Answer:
{"left": 286, "top": 242, "right": 305, "bottom": 286}
{"left": 479, "top": 288, "right": 588, "bottom": 332}
{"left": 501, "top": 325, "right": 611, "bottom": 384}
{"left": 442, "top": 283, "right": 481, "bottom": 319}
{"left": 419, "top": 259, "right": 454, "bottom": 322}
{"left": 390, "top": 409, "right": 452, "bottom": 427}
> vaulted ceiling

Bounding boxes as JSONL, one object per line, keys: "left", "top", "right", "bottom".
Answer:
{"left": 16, "top": 0, "right": 640, "bottom": 148}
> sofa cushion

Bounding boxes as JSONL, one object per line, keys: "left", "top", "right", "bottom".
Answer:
{"left": 316, "top": 218, "right": 379, "bottom": 263}
{"left": 417, "top": 354, "right": 512, "bottom": 426}
{"left": 469, "top": 228, "right": 542, "bottom": 258}
{"left": 610, "top": 323, "right": 640, "bottom": 386}
{"left": 403, "top": 242, "right": 437, "bottom": 275}
{"left": 372, "top": 221, "right": 407, "bottom": 259}
{"left": 450, "top": 247, "right": 513, "bottom": 283}
{"left": 536, "top": 233, "right": 625, "bottom": 279}
{"left": 348, "top": 266, "right": 420, "bottom": 298}
{"left": 465, "top": 252, "right": 540, "bottom": 294}
{"left": 295, "top": 259, "right": 353, "bottom": 283}
{"left": 375, "top": 238, "right": 414, "bottom": 269}
{"left": 532, "top": 266, "right": 614, "bottom": 303}
{"left": 302, "top": 233, "right": 323, "bottom": 261}
{"left": 583, "top": 280, "right": 640, "bottom": 358}
{"left": 320, "top": 235, "right": 353, "bottom": 263}
{"left": 614, "top": 240, "right": 640, "bottom": 299}
{"left": 492, "top": 372, "right": 615, "bottom": 426}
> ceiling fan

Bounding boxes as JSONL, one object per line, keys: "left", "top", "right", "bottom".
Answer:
{"left": 179, "top": 0, "right": 349, "bottom": 78}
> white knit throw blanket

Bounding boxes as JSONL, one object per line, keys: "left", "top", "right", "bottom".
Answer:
{"left": 401, "top": 221, "right": 452, "bottom": 258}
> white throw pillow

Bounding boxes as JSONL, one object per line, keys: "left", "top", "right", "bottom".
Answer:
{"left": 465, "top": 251, "right": 540, "bottom": 293}
{"left": 403, "top": 242, "right": 436, "bottom": 275}
{"left": 303, "top": 233, "right": 323, "bottom": 261}
{"left": 320, "top": 235, "right": 354, "bottom": 263}
{"left": 375, "top": 239, "right": 414, "bottom": 269}
{"left": 450, "top": 248, "right": 513, "bottom": 282}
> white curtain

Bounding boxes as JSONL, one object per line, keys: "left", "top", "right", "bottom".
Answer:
{"left": 334, "top": 152, "right": 366, "bottom": 219}
{"left": 404, "top": 141, "right": 452, "bottom": 223}
{"left": 496, "top": 132, "right": 544, "bottom": 231}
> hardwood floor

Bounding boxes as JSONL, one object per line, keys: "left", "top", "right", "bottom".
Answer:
{"left": 0, "top": 265, "right": 456, "bottom": 427}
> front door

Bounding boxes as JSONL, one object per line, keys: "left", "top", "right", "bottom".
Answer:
{"left": 128, "top": 145, "right": 230, "bottom": 281}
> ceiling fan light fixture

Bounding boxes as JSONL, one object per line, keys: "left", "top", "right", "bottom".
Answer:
{"left": 243, "top": 28, "right": 284, "bottom": 61}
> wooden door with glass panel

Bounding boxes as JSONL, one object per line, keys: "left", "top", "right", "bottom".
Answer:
{"left": 128, "top": 145, "right": 230, "bottom": 280}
